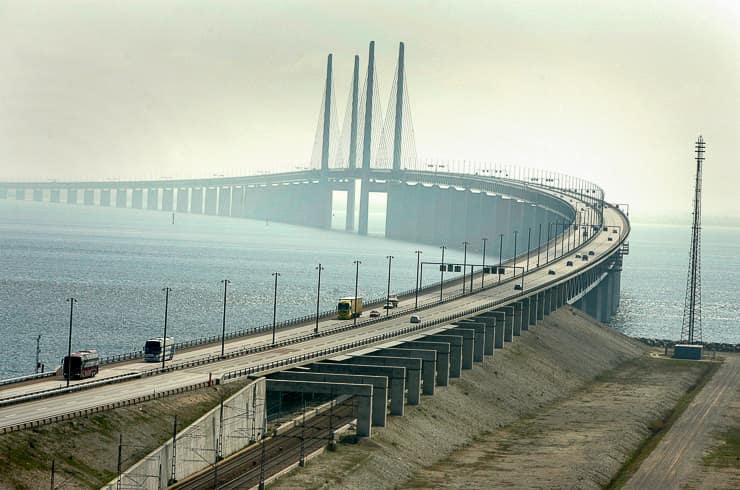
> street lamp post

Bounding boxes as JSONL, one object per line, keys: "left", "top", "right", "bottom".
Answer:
{"left": 462, "top": 241, "right": 469, "bottom": 294}
{"left": 162, "top": 287, "right": 172, "bottom": 369}
{"left": 314, "top": 264, "right": 324, "bottom": 334}
{"left": 546, "top": 222, "right": 552, "bottom": 263}
{"left": 353, "top": 261, "right": 361, "bottom": 325}
{"left": 498, "top": 234, "right": 504, "bottom": 283}
{"left": 65, "top": 297, "right": 77, "bottom": 388}
{"left": 439, "top": 245, "right": 446, "bottom": 301}
{"left": 385, "top": 256, "right": 394, "bottom": 317}
{"left": 220, "top": 279, "right": 230, "bottom": 358}
{"left": 414, "top": 251, "right": 422, "bottom": 309}
{"left": 537, "top": 223, "right": 542, "bottom": 267}
{"left": 271, "top": 273, "right": 280, "bottom": 345}
{"left": 481, "top": 237, "right": 488, "bottom": 289}
{"left": 526, "top": 227, "right": 531, "bottom": 272}
{"left": 512, "top": 231, "right": 518, "bottom": 278}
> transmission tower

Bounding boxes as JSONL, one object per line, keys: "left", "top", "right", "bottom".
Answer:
{"left": 680, "top": 135, "right": 705, "bottom": 344}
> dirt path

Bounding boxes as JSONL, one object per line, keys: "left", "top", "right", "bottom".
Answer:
{"left": 624, "top": 355, "right": 740, "bottom": 489}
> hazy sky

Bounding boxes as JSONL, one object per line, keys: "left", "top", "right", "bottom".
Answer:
{"left": 1, "top": 1, "right": 738, "bottom": 221}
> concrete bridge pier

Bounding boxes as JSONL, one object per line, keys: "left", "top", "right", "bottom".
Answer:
{"left": 147, "top": 189, "right": 159, "bottom": 210}
{"left": 491, "top": 311, "right": 506, "bottom": 349}
{"left": 33, "top": 189, "right": 43, "bottom": 202}
{"left": 537, "top": 291, "right": 546, "bottom": 320}
{"left": 100, "top": 189, "right": 111, "bottom": 207}
{"left": 218, "top": 187, "right": 231, "bottom": 216}
{"left": 116, "top": 189, "right": 128, "bottom": 208}
{"left": 50, "top": 189, "right": 60, "bottom": 203}
{"left": 0, "top": 188, "right": 6, "bottom": 199}
{"left": 340, "top": 356, "right": 422, "bottom": 406}
{"left": 423, "top": 334, "right": 463, "bottom": 378}
{"left": 345, "top": 181, "right": 356, "bottom": 231}
{"left": 161, "top": 189, "right": 174, "bottom": 212}
{"left": 369, "top": 348, "right": 437, "bottom": 396}
{"left": 84, "top": 189, "right": 94, "bottom": 205}
{"left": 528, "top": 294, "right": 538, "bottom": 326}
{"left": 265, "top": 379, "right": 373, "bottom": 438}
{"left": 273, "top": 371, "right": 387, "bottom": 428}
{"left": 176, "top": 188, "right": 189, "bottom": 213}
{"left": 473, "top": 313, "right": 496, "bottom": 356}
{"left": 67, "top": 189, "right": 77, "bottom": 205}
{"left": 309, "top": 363, "right": 406, "bottom": 417}
{"left": 231, "top": 186, "right": 244, "bottom": 218}
{"left": 190, "top": 188, "right": 203, "bottom": 214}
{"left": 445, "top": 326, "right": 475, "bottom": 369}
{"left": 400, "top": 341, "right": 451, "bottom": 386}
{"left": 512, "top": 303, "right": 523, "bottom": 336}
{"left": 519, "top": 298, "right": 530, "bottom": 331}
{"left": 204, "top": 187, "right": 218, "bottom": 215}
{"left": 14, "top": 188, "right": 25, "bottom": 200}
{"left": 131, "top": 189, "right": 143, "bottom": 209}
{"left": 500, "top": 306, "right": 515, "bottom": 342}
{"left": 453, "top": 321, "right": 485, "bottom": 362}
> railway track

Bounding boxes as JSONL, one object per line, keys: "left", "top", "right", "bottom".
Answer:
{"left": 172, "top": 399, "right": 355, "bottom": 490}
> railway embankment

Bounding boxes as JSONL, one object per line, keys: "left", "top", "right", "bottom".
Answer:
{"left": 270, "top": 308, "right": 723, "bottom": 489}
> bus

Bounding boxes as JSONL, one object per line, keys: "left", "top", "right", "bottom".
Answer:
{"left": 62, "top": 349, "right": 100, "bottom": 380}
{"left": 144, "top": 336, "right": 175, "bottom": 362}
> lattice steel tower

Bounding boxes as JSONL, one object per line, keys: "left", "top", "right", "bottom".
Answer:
{"left": 680, "top": 135, "right": 705, "bottom": 344}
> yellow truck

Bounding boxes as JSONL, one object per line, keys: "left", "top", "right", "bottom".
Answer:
{"left": 337, "top": 296, "right": 363, "bottom": 320}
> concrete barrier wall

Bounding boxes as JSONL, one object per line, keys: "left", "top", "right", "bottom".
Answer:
{"left": 102, "top": 378, "right": 266, "bottom": 490}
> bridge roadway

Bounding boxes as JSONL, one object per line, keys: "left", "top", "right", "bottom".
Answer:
{"left": 0, "top": 195, "right": 625, "bottom": 432}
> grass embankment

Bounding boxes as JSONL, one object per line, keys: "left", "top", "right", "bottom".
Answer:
{"left": 605, "top": 359, "right": 719, "bottom": 489}
{"left": 0, "top": 380, "right": 249, "bottom": 490}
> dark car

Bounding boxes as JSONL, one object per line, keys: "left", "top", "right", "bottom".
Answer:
{"left": 548, "top": 269, "right": 556, "bottom": 275}
{"left": 369, "top": 310, "right": 380, "bottom": 318}
{"left": 588, "top": 250, "right": 595, "bottom": 256}
{"left": 514, "top": 284, "right": 523, "bottom": 290}
{"left": 566, "top": 260, "right": 574, "bottom": 266}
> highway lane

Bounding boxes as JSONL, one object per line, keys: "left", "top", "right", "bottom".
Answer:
{"left": 0, "top": 193, "right": 616, "bottom": 402}
{"left": 0, "top": 200, "right": 627, "bottom": 430}
{"left": 0, "top": 197, "right": 605, "bottom": 402}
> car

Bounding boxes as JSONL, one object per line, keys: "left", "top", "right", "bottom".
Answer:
{"left": 608, "top": 237, "right": 613, "bottom": 241}
{"left": 566, "top": 260, "right": 574, "bottom": 266}
{"left": 613, "top": 229, "right": 619, "bottom": 234}
{"left": 588, "top": 250, "right": 595, "bottom": 256}
{"left": 548, "top": 269, "right": 556, "bottom": 275}
{"left": 369, "top": 310, "right": 380, "bottom": 318}
{"left": 514, "top": 284, "right": 522, "bottom": 290}
{"left": 582, "top": 255, "right": 589, "bottom": 261}
{"left": 410, "top": 315, "right": 421, "bottom": 324}
{"left": 575, "top": 254, "right": 581, "bottom": 258}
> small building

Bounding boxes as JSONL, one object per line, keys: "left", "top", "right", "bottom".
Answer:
{"left": 673, "top": 344, "right": 703, "bottom": 360}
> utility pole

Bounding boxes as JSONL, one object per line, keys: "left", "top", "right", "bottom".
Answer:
{"left": 481, "top": 237, "right": 488, "bottom": 289}
{"left": 385, "top": 256, "right": 394, "bottom": 317}
{"left": 315, "top": 264, "right": 324, "bottom": 333}
{"left": 498, "top": 234, "right": 504, "bottom": 283}
{"left": 414, "top": 251, "right": 422, "bottom": 309}
{"left": 271, "top": 273, "right": 280, "bottom": 345}
{"left": 65, "top": 298, "right": 77, "bottom": 388}
{"left": 219, "top": 280, "right": 230, "bottom": 358}
{"left": 512, "top": 231, "right": 518, "bottom": 278}
{"left": 162, "top": 287, "right": 172, "bottom": 369}
{"left": 353, "top": 261, "right": 361, "bottom": 325}
{"left": 35, "top": 334, "right": 42, "bottom": 374}
{"left": 462, "top": 241, "right": 469, "bottom": 293}
{"left": 439, "top": 245, "right": 446, "bottom": 301}
{"left": 526, "top": 227, "right": 532, "bottom": 272}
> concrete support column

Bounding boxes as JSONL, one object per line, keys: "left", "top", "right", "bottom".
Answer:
{"left": 345, "top": 181, "right": 356, "bottom": 231}
{"left": 537, "top": 291, "right": 545, "bottom": 320}
{"left": 454, "top": 321, "right": 485, "bottom": 362}
{"left": 511, "top": 303, "right": 523, "bottom": 336}
{"left": 161, "top": 189, "right": 174, "bottom": 212}
{"left": 176, "top": 188, "right": 189, "bottom": 213}
{"left": 100, "top": 189, "right": 111, "bottom": 207}
{"left": 50, "top": 190, "right": 60, "bottom": 203}
{"left": 445, "top": 327, "right": 475, "bottom": 369}
{"left": 474, "top": 313, "right": 496, "bottom": 355}
{"left": 423, "top": 334, "right": 463, "bottom": 379}
{"left": 400, "top": 341, "right": 450, "bottom": 387}
{"left": 190, "top": 188, "right": 203, "bottom": 214}
{"left": 147, "top": 189, "right": 159, "bottom": 210}
{"left": 231, "top": 186, "right": 244, "bottom": 218}
{"left": 116, "top": 189, "right": 128, "bottom": 208}
{"left": 265, "top": 379, "right": 373, "bottom": 438}
{"left": 345, "top": 355, "right": 421, "bottom": 406}
{"left": 528, "top": 294, "right": 538, "bottom": 326}
{"left": 33, "top": 189, "right": 43, "bottom": 201}
{"left": 519, "top": 299, "right": 530, "bottom": 331}
{"left": 501, "top": 306, "right": 514, "bottom": 342}
{"left": 310, "top": 363, "right": 405, "bottom": 417}
{"left": 370, "top": 348, "right": 436, "bottom": 396}
{"left": 204, "top": 188, "right": 218, "bottom": 215}
{"left": 492, "top": 311, "right": 506, "bottom": 348}
{"left": 0, "top": 188, "right": 6, "bottom": 199}
{"left": 543, "top": 288, "right": 553, "bottom": 315}
{"left": 599, "top": 278, "right": 610, "bottom": 323}
{"left": 84, "top": 189, "right": 94, "bottom": 205}
{"left": 132, "top": 189, "right": 143, "bottom": 209}
{"left": 272, "top": 371, "right": 387, "bottom": 428}
{"left": 67, "top": 189, "right": 78, "bottom": 205}
{"left": 218, "top": 187, "right": 231, "bottom": 216}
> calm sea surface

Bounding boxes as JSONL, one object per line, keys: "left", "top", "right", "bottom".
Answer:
{"left": 0, "top": 202, "right": 738, "bottom": 379}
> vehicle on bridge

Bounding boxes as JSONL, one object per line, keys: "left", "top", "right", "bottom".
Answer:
{"left": 369, "top": 310, "right": 381, "bottom": 318}
{"left": 62, "top": 349, "right": 99, "bottom": 380}
{"left": 384, "top": 294, "right": 399, "bottom": 309}
{"left": 144, "top": 336, "right": 175, "bottom": 362}
{"left": 337, "top": 297, "right": 363, "bottom": 320}
{"left": 410, "top": 315, "right": 422, "bottom": 324}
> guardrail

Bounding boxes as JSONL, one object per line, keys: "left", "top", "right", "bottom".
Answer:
{"left": 0, "top": 371, "right": 56, "bottom": 387}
